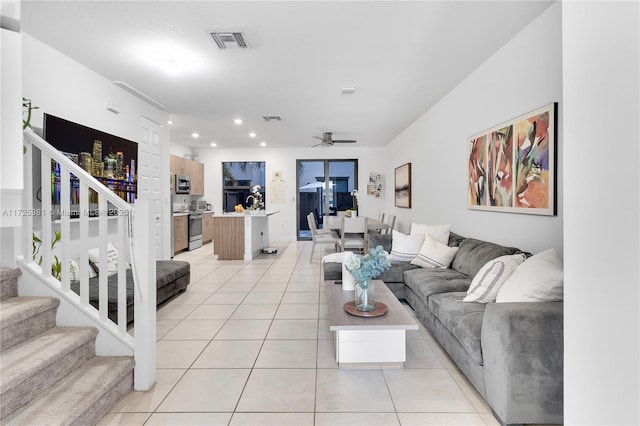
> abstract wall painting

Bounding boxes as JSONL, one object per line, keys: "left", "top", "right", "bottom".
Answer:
{"left": 467, "top": 103, "right": 557, "bottom": 216}
{"left": 394, "top": 163, "right": 412, "bottom": 208}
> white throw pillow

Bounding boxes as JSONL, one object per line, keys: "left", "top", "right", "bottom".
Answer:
{"left": 389, "top": 230, "right": 425, "bottom": 263}
{"left": 70, "top": 258, "right": 98, "bottom": 280}
{"left": 410, "top": 234, "right": 459, "bottom": 269}
{"left": 88, "top": 242, "right": 128, "bottom": 277}
{"left": 409, "top": 223, "right": 451, "bottom": 245}
{"left": 463, "top": 254, "right": 527, "bottom": 303}
{"left": 496, "top": 248, "right": 564, "bottom": 303}
{"left": 69, "top": 258, "right": 80, "bottom": 281}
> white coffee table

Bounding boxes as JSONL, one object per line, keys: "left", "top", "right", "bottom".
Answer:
{"left": 325, "top": 279, "right": 419, "bottom": 368}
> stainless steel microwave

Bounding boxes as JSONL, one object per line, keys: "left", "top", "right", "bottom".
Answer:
{"left": 175, "top": 175, "right": 191, "bottom": 194}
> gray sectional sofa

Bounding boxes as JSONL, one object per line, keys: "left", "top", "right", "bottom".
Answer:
{"left": 323, "top": 232, "right": 563, "bottom": 425}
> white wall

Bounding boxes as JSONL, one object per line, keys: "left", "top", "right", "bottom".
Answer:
{"left": 195, "top": 146, "right": 387, "bottom": 242}
{"left": 383, "top": 3, "right": 563, "bottom": 254}
{"left": 0, "top": 4, "right": 23, "bottom": 265}
{"left": 563, "top": 2, "right": 639, "bottom": 424}
{"left": 21, "top": 34, "right": 172, "bottom": 258}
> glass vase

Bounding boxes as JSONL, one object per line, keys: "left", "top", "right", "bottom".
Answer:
{"left": 355, "top": 280, "right": 375, "bottom": 312}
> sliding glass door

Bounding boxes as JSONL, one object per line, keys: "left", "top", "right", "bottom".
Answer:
{"left": 297, "top": 159, "right": 357, "bottom": 240}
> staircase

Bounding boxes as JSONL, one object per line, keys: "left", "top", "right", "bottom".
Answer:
{"left": 0, "top": 267, "right": 134, "bottom": 425}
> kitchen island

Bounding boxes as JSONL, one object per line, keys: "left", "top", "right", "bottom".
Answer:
{"left": 212, "top": 210, "right": 279, "bottom": 260}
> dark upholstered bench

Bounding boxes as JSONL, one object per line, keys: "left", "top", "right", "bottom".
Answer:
{"left": 71, "top": 260, "right": 190, "bottom": 324}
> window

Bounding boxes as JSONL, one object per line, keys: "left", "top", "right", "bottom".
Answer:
{"left": 222, "top": 162, "right": 265, "bottom": 212}
{"left": 296, "top": 159, "right": 358, "bottom": 239}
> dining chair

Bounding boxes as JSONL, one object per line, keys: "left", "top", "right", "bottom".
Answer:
{"left": 307, "top": 213, "right": 339, "bottom": 262}
{"left": 376, "top": 212, "right": 386, "bottom": 233}
{"left": 337, "top": 216, "right": 368, "bottom": 254}
{"left": 384, "top": 214, "right": 396, "bottom": 235}
{"left": 309, "top": 211, "right": 337, "bottom": 236}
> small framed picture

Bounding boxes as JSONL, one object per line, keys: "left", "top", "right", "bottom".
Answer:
{"left": 394, "top": 163, "right": 411, "bottom": 208}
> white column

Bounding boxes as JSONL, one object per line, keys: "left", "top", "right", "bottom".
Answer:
{"left": 563, "top": 2, "right": 639, "bottom": 423}
{"left": 0, "top": 3, "right": 23, "bottom": 266}
{"left": 133, "top": 199, "right": 156, "bottom": 390}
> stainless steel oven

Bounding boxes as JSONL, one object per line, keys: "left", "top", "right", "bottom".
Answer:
{"left": 188, "top": 211, "right": 203, "bottom": 250}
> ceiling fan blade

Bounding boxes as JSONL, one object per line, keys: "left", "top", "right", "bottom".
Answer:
{"left": 333, "top": 140, "right": 357, "bottom": 143}
{"left": 312, "top": 135, "right": 324, "bottom": 140}
{"left": 312, "top": 141, "right": 329, "bottom": 147}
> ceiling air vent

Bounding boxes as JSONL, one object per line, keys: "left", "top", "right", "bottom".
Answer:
{"left": 262, "top": 116, "right": 282, "bottom": 122}
{"left": 208, "top": 31, "right": 250, "bottom": 50}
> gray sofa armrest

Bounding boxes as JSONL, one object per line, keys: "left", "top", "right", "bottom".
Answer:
{"left": 481, "top": 302, "right": 563, "bottom": 425}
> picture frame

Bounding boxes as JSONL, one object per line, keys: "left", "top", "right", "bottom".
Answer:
{"left": 394, "top": 163, "right": 412, "bottom": 208}
{"left": 467, "top": 102, "right": 557, "bottom": 216}
{"left": 368, "top": 172, "right": 383, "bottom": 197}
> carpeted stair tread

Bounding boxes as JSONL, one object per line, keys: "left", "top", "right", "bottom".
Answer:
{"left": 0, "top": 297, "right": 60, "bottom": 352}
{"left": 0, "top": 326, "right": 98, "bottom": 389}
{"left": 0, "top": 268, "right": 21, "bottom": 301}
{"left": 2, "top": 356, "right": 135, "bottom": 426}
{"left": 0, "top": 296, "right": 60, "bottom": 326}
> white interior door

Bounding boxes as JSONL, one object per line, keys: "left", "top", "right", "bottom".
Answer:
{"left": 139, "top": 117, "right": 162, "bottom": 258}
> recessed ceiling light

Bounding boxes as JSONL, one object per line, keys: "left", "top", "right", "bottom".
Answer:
{"left": 341, "top": 87, "right": 356, "bottom": 94}
{"left": 249, "top": 132, "right": 256, "bottom": 138}
{"left": 167, "top": 120, "right": 173, "bottom": 125}
{"left": 234, "top": 118, "right": 243, "bottom": 125}
{"left": 210, "top": 142, "right": 217, "bottom": 147}
{"left": 260, "top": 142, "right": 267, "bottom": 147}
{"left": 192, "top": 132, "right": 199, "bottom": 138}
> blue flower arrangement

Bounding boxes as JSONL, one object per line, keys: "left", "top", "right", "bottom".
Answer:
{"left": 344, "top": 245, "right": 392, "bottom": 283}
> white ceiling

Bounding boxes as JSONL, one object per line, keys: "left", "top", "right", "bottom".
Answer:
{"left": 21, "top": 1, "right": 554, "bottom": 149}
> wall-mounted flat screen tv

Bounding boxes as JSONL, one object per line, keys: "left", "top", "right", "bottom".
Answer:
{"left": 43, "top": 114, "right": 138, "bottom": 208}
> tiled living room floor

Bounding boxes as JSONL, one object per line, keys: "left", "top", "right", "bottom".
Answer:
{"left": 99, "top": 241, "right": 500, "bottom": 426}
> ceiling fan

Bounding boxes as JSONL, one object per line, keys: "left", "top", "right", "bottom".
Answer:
{"left": 312, "top": 132, "right": 357, "bottom": 147}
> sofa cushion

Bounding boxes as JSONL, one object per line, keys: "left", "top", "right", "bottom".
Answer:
{"left": 428, "top": 292, "right": 487, "bottom": 365}
{"left": 463, "top": 253, "right": 527, "bottom": 303}
{"left": 368, "top": 232, "right": 464, "bottom": 255}
{"left": 156, "top": 260, "right": 190, "bottom": 289}
{"left": 389, "top": 230, "right": 424, "bottom": 262}
{"left": 411, "top": 235, "right": 459, "bottom": 269}
{"left": 368, "top": 233, "right": 392, "bottom": 252}
{"left": 448, "top": 232, "right": 465, "bottom": 248}
{"left": 404, "top": 267, "right": 472, "bottom": 301}
{"left": 323, "top": 260, "right": 418, "bottom": 283}
{"left": 410, "top": 223, "right": 451, "bottom": 244}
{"left": 451, "top": 238, "right": 524, "bottom": 279}
{"left": 379, "top": 262, "right": 420, "bottom": 283}
{"left": 88, "top": 242, "right": 130, "bottom": 277}
{"left": 496, "top": 248, "right": 564, "bottom": 303}
{"left": 323, "top": 262, "right": 342, "bottom": 281}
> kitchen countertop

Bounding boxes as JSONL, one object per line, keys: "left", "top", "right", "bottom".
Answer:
{"left": 212, "top": 210, "right": 279, "bottom": 217}
{"left": 173, "top": 210, "right": 215, "bottom": 216}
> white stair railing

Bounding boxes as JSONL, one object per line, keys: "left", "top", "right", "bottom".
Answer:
{"left": 20, "top": 127, "right": 155, "bottom": 390}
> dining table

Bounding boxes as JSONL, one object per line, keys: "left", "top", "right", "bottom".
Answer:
{"left": 322, "top": 215, "right": 389, "bottom": 232}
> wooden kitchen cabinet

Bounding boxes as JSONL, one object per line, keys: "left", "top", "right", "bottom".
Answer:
{"left": 202, "top": 214, "right": 214, "bottom": 244}
{"left": 170, "top": 154, "right": 188, "bottom": 176}
{"left": 170, "top": 154, "right": 204, "bottom": 195}
{"left": 173, "top": 215, "right": 188, "bottom": 254}
{"left": 190, "top": 161, "right": 205, "bottom": 196}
